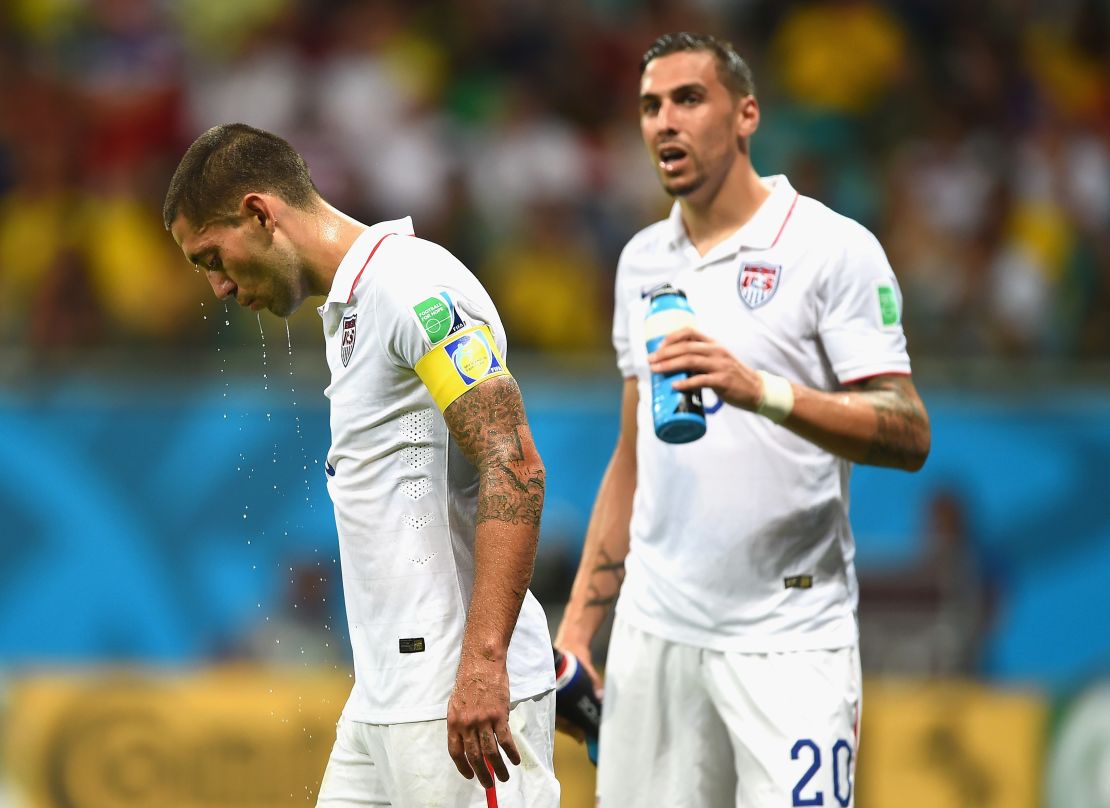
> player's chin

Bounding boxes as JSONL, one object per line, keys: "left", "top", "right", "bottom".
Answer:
{"left": 660, "top": 174, "right": 702, "bottom": 198}
{"left": 268, "top": 296, "right": 300, "bottom": 318}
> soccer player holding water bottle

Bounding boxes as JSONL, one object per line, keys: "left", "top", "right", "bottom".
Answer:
{"left": 554, "top": 32, "right": 931, "bottom": 807}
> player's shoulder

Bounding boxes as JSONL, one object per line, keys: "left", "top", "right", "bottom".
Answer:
{"left": 621, "top": 216, "right": 673, "bottom": 258}
{"left": 377, "top": 231, "right": 464, "bottom": 272}
{"left": 616, "top": 216, "right": 677, "bottom": 276}
{"left": 793, "top": 193, "right": 886, "bottom": 257}
{"left": 369, "top": 232, "right": 480, "bottom": 299}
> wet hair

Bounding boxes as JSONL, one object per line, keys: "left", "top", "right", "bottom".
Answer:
{"left": 163, "top": 123, "right": 319, "bottom": 230}
{"left": 640, "top": 32, "right": 755, "bottom": 98}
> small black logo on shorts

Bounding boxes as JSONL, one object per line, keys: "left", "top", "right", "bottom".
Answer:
{"left": 784, "top": 575, "right": 813, "bottom": 589}
{"left": 399, "top": 637, "right": 426, "bottom": 654}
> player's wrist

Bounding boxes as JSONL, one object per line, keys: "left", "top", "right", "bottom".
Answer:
{"left": 553, "top": 628, "right": 590, "bottom": 651}
{"left": 458, "top": 634, "right": 509, "bottom": 666}
{"left": 756, "top": 370, "right": 795, "bottom": 423}
{"left": 556, "top": 606, "right": 605, "bottom": 644}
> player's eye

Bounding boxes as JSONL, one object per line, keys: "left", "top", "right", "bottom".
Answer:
{"left": 640, "top": 99, "right": 660, "bottom": 115}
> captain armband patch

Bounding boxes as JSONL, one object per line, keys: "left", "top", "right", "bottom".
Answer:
{"left": 414, "top": 324, "right": 511, "bottom": 412}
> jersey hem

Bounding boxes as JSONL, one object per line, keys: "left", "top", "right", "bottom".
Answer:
{"left": 840, "top": 369, "right": 913, "bottom": 385}
{"left": 616, "top": 610, "right": 859, "bottom": 653}
{"left": 341, "top": 675, "right": 556, "bottom": 725}
{"left": 834, "top": 360, "right": 911, "bottom": 386}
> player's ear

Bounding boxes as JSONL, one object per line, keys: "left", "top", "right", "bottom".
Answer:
{"left": 735, "top": 94, "right": 759, "bottom": 141}
{"left": 242, "top": 193, "right": 276, "bottom": 232}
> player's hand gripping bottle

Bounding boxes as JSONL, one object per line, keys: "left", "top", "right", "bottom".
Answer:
{"left": 553, "top": 648, "right": 600, "bottom": 764}
{"left": 645, "top": 284, "right": 706, "bottom": 443}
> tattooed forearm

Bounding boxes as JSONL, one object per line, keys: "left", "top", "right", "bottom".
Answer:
{"left": 848, "top": 375, "right": 931, "bottom": 470}
{"left": 584, "top": 548, "right": 625, "bottom": 609}
{"left": 444, "top": 377, "right": 546, "bottom": 526}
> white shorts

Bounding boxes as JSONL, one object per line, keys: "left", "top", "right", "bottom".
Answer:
{"left": 316, "top": 690, "right": 559, "bottom": 808}
{"left": 597, "top": 618, "right": 861, "bottom": 808}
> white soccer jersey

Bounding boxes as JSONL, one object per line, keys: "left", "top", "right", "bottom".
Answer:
{"left": 612, "top": 175, "right": 911, "bottom": 652}
{"left": 318, "top": 218, "right": 554, "bottom": 724}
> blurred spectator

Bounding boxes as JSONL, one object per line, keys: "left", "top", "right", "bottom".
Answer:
{"left": 28, "top": 248, "right": 104, "bottom": 352}
{"left": 183, "top": 4, "right": 308, "bottom": 136}
{"left": 769, "top": 0, "right": 909, "bottom": 115}
{"left": 0, "top": 0, "right": 1106, "bottom": 363}
{"left": 479, "top": 198, "right": 609, "bottom": 354}
{"left": 464, "top": 80, "right": 590, "bottom": 232}
{"left": 859, "top": 488, "right": 1001, "bottom": 677}
{"left": 236, "top": 559, "right": 348, "bottom": 668}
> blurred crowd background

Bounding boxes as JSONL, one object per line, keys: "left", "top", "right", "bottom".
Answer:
{"left": 1, "top": 1, "right": 1109, "bottom": 807}
{"left": 1, "top": 0, "right": 1108, "bottom": 360}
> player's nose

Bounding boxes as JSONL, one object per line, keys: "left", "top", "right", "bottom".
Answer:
{"left": 655, "top": 99, "right": 679, "bottom": 132}
{"left": 207, "top": 271, "right": 237, "bottom": 301}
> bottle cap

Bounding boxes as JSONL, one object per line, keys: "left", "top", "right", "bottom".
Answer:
{"left": 648, "top": 283, "right": 685, "bottom": 302}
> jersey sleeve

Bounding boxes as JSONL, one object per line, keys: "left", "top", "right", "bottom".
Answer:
{"left": 372, "top": 240, "right": 511, "bottom": 411}
{"left": 817, "top": 223, "right": 912, "bottom": 384}
{"left": 612, "top": 248, "right": 635, "bottom": 378}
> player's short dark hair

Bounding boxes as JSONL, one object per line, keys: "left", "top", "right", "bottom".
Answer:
{"left": 640, "top": 32, "right": 755, "bottom": 98}
{"left": 162, "top": 123, "right": 319, "bottom": 230}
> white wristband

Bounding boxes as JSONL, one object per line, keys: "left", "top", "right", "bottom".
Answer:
{"left": 756, "top": 370, "right": 794, "bottom": 424}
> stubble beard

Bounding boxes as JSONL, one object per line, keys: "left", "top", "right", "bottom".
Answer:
{"left": 659, "top": 153, "right": 705, "bottom": 199}
{"left": 663, "top": 172, "right": 704, "bottom": 198}
{"left": 266, "top": 253, "right": 310, "bottom": 318}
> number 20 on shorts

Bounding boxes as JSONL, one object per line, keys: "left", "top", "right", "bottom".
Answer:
{"left": 791, "top": 738, "right": 853, "bottom": 807}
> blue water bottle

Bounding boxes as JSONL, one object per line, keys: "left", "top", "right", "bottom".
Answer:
{"left": 645, "top": 284, "right": 706, "bottom": 443}
{"left": 553, "top": 648, "right": 600, "bottom": 764}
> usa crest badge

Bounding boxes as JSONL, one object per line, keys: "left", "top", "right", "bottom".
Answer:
{"left": 738, "top": 262, "right": 781, "bottom": 309}
{"left": 341, "top": 314, "right": 357, "bottom": 367}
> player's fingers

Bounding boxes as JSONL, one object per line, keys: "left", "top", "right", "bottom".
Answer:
{"left": 555, "top": 714, "right": 586, "bottom": 742}
{"left": 495, "top": 718, "right": 521, "bottom": 769}
{"left": 650, "top": 354, "right": 719, "bottom": 375}
{"left": 448, "top": 731, "right": 475, "bottom": 780}
{"left": 649, "top": 339, "right": 716, "bottom": 363}
{"left": 574, "top": 656, "right": 604, "bottom": 697}
{"left": 480, "top": 728, "right": 510, "bottom": 783}
{"left": 658, "top": 326, "right": 707, "bottom": 346}
{"left": 673, "top": 373, "right": 724, "bottom": 393}
{"left": 466, "top": 733, "right": 493, "bottom": 789}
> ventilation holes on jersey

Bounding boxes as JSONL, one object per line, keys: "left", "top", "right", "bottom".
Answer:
{"left": 402, "top": 446, "right": 435, "bottom": 469}
{"left": 411, "top": 552, "right": 438, "bottom": 566}
{"left": 404, "top": 514, "right": 433, "bottom": 530}
{"left": 402, "top": 478, "right": 431, "bottom": 500}
{"left": 399, "top": 409, "right": 434, "bottom": 442}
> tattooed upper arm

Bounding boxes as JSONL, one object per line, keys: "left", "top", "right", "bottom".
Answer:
{"left": 844, "top": 374, "right": 931, "bottom": 471}
{"left": 443, "top": 376, "right": 546, "bottom": 526}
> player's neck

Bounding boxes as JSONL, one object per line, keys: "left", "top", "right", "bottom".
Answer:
{"left": 299, "top": 202, "right": 368, "bottom": 298}
{"left": 679, "top": 165, "right": 769, "bottom": 257}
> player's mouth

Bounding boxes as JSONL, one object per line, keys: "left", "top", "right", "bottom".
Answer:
{"left": 658, "top": 145, "right": 689, "bottom": 173}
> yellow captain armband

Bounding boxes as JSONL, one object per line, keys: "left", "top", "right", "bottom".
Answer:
{"left": 414, "top": 324, "right": 511, "bottom": 411}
